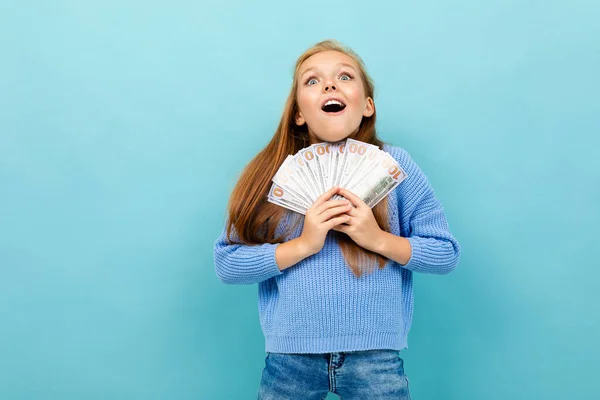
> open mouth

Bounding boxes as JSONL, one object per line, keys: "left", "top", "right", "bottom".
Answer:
{"left": 321, "top": 99, "right": 346, "bottom": 114}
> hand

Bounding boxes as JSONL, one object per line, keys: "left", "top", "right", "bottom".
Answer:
{"left": 331, "top": 188, "right": 385, "bottom": 252}
{"left": 298, "top": 186, "right": 353, "bottom": 256}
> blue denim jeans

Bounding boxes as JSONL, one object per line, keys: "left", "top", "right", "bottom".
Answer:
{"left": 258, "top": 349, "right": 411, "bottom": 399}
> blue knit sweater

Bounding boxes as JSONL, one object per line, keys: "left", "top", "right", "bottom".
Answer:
{"left": 214, "top": 144, "right": 461, "bottom": 354}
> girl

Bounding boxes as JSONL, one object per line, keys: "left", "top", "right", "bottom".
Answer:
{"left": 214, "top": 39, "right": 461, "bottom": 399}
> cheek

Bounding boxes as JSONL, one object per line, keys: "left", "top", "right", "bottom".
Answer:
{"left": 347, "top": 87, "right": 365, "bottom": 105}
{"left": 297, "top": 92, "right": 312, "bottom": 110}
{"left": 298, "top": 94, "right": 322, "bottom": 118}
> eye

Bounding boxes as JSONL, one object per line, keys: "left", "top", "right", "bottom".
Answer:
{"left": 305, "top": 76, "right": 318, "bottom": 86}
{"left": 339, "top": 73, "right": 353, "bottom": 81}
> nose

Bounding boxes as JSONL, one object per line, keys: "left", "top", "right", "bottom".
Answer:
{"left": 324, "top": 84, "right": 336, "bottom": 92}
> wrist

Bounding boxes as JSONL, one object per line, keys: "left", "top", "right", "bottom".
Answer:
{"left": 295, "top": 236, "right": 316, "bottom": 258}
{"left": 372, "top": 231, "right": 412, "bottom": 266}
{"left": 372, "top": 230, "right": 389, "bottom": 254}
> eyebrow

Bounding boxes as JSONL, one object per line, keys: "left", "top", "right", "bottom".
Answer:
{"left": 299, "top": 62, "right": 357, "bottom": 78}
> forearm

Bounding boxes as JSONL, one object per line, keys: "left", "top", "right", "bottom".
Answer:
{"left": 275, "top": 237, "right": 313, "bottom": 271}
{"left": 373, "top": 230, "right": 460, "bottom": 274}
{"left": 372, "top": 146, "right": 461, "bottom": 274}
{"left": 214, "top": 225, "right": 286, "bottom": 284}
{"left": 373, "top": 231, "right": 412, "bottom": 266}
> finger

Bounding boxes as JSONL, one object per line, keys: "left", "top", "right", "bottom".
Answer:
{"left": 315, "top": 199, "right": 350, "bottom": 215}
{"left": 338, "top": 188, "right": 365, "bottom": 208}
{"left": 318, "top": 204, "right": 352, "bottom": 222}
{"left": 326, "top": 214, "right": 350, "bottom": 230}
{"left": 315, "top": 200, "right": 351, "bottom": 216}
{"left": 345, "top": 206, "right": 358, "bottom": 217}
{"left": 312, "top": 186, "right": 340, "bottom": 208}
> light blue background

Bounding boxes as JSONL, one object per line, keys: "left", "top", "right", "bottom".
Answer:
{"left": 1, "top": 1, "right": 598, "bottom": 399}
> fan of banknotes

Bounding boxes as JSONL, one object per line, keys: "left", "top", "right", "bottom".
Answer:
{"left": 267, "top": 138, "right": 408, "bottom": 215}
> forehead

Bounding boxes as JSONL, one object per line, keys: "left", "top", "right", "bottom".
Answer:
{"left": 298, "top": 50, "right": 359, "bottom": 76}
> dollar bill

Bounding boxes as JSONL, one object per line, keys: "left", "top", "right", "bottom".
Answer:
{"left": 331, "top": 139, "right": 379, "bottom": 201}
{"left": 346, "top": 152, "right": 408, "bottom": 207}
{"left": 272, "top": 155, "right": 314, "bottom": 207}
{"left": 269, "top": 139, "right": 408, "bottom": 214}
{"left": 267, "top": 182, "right": 308, "bottom": 214}
{"left": 291, "top": 153, "right": 321, "bottom": 202}
{"left": 300, "top": 145, "right": 327, "bottom": 194}
{"left": 328, "top": 141, "right": 346, "bottom": 190}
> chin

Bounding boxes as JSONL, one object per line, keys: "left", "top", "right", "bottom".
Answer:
{"left": 313, "top": 129, "right": 354, "bottom": 143}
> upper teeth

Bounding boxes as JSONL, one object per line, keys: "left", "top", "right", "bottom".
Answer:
{"left": 324, "top": 100, "right": 343, "bottom": 107}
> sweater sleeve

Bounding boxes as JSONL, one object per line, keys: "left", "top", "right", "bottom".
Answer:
{"left": 393, "top": 147, "right": 462, "bottom": 275}
{"left": 213, "top": 221, "right": 284, "bottom": 285}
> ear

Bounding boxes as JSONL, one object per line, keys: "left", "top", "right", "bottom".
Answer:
{"left": 295, "top": 111, "right": 306, "bottom": 126}
{"left": 363, "top": 97, "right": 375, "bottom": 118}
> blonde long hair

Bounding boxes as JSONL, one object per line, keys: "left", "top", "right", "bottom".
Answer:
{"left": 226, "top": 39, "right": 390, "bottom": 277}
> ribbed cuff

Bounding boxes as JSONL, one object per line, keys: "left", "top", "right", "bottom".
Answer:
{"left": 402, "top": 236, "right": 457, "bottom": 275}
{"left": 245, "top": 242, "right": 284, "bottom": 283}
{"left": 404, "top": 236, "right": 425, "bottom": 272}
{"left": 218, "top": 242, "right": 284, "bottom": 284}
{"left": 267, "top": 243, "right": 285, "bottom": 277}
